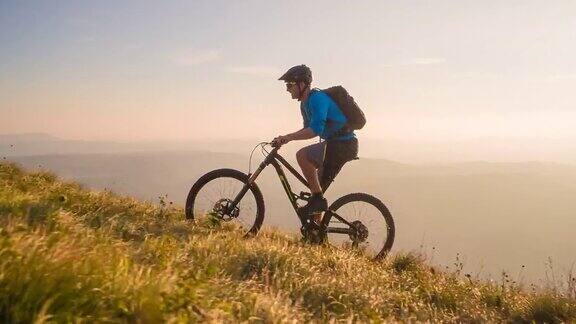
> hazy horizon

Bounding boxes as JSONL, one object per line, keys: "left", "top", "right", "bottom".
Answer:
{"left": 2, "top": 131, "right": 576, "bottom": 165}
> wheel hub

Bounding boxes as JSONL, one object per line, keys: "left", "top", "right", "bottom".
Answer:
{"left": 211, "top": 198, "right": 240, "bottom": 221}
{"left": 349, "top": 220, "right": 369, "bottom": 243}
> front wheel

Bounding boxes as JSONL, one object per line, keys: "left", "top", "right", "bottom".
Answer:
{"left": 327, "top": 193, "right": 395, "bottom": 260}
{"left": 185, "top": 168, "right": 265, "bottom": 236}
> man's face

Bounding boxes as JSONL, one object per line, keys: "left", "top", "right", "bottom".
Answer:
{"left": 285, "top": 81, "right": 301, "bottom": 100}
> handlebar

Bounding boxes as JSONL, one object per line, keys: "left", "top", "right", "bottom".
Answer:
{"left": 248, "top": 141, "right": 281, "bottom": 175}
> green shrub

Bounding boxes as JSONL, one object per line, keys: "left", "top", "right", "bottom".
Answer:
{"left": 391, "top": 252, "right": 425, "bottom": 274}
{"left": 524, "top": 294, "right": 576, "bottom": 323}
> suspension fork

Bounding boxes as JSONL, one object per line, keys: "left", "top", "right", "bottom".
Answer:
{"left": 228, "top": 153, "right": 305, "bottom": 224}
{"left": 228, "top": 150, "right": 275, "bottom": 211}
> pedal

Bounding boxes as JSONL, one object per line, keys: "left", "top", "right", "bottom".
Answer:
{"left": 299, "top": 191, "right": 311, "bottom": 200}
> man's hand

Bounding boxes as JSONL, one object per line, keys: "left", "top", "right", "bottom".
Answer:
{"left": 271, "top": 135, "right": 290, "bottom": 147}
{"left": 271, "top": 128, "right": 316, "bottom": 147}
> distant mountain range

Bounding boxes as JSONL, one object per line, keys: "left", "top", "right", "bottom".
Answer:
{"left": 2, "top": 132, "right": 575, "bottom": 164}
{"left": 0, "top": 133, "right": 259, "bottom": 157}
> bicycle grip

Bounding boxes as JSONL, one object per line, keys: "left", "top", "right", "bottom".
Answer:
{"left": 270, "top": 141, "right": 282, "bottom": 148}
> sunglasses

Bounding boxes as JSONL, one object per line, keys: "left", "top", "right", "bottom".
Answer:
{"left": 285, "top": 82, "right": 297, "bottom": 89}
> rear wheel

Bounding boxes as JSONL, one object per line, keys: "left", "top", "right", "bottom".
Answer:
{"left": 185, "top": 168, "right": 265, "bottom": 236}
{"left": 327, "top": 193, "right": 395, "bottom": 260}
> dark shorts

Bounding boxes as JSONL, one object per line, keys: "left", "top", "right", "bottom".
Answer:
{"left": 305, "top": 138, "right": 359, "bottom": 191}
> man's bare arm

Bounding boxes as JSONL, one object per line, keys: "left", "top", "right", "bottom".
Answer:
{"left": 272, "top": 127, "right": 316, "bottom": 146}
{"left": 285, "top": 127, "right": 316, "bottom": 141}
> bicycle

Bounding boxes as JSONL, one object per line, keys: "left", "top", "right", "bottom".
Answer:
{"left": 185, "top": 142, "right": 395, "bottom": 260}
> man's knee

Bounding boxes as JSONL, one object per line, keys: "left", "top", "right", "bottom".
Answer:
{"left": 296, "top": 147, "right": 310, "bottom": 167}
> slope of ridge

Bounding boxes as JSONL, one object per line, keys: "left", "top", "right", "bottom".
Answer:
{"left": 0, "top": 162, "right": 574, "bottom": 322}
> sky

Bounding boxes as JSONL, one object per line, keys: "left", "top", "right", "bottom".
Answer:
{"left": 1, "top": 1, "right": 576, "bottom": 156}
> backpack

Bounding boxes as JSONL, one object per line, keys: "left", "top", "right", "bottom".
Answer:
{"left": 322, "top": 86, "right": 366, "bottom": 130}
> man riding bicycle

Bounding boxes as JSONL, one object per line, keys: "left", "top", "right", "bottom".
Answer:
{"left": 272, "top": 65, "right": 359, "bottom": 225}
{"left": 186, "top": 65, "right": 394, "bottom": 254}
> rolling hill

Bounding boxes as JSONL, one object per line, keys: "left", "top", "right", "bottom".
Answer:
{"left": 1, "top": 162, "right": 575, "bottom": 322}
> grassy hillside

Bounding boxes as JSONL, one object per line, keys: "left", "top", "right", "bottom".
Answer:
{"left": 12, "top": 151, "right": 576, "bottom": 283}
{"left": 1, "top": 162, "right": 575, "bottom": 322}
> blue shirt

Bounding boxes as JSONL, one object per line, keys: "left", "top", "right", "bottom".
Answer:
{"left": 300, "top": 89, "right": 356, "bottom": 141}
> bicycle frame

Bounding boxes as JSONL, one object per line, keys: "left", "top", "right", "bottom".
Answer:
{"left": 230, "top": 146, "right": 356, "bottom": 235}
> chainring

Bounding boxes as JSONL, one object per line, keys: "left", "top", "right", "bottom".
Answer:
{"left": 300, "top": 223, "right": 326, "bottom": 244}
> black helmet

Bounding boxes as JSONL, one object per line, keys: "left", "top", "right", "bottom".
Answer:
{"left": 278, "top": 64, "right": 312, "bottom": 84}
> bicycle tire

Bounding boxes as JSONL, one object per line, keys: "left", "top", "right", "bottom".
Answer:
{"left": 185, "top": 168, "right": 265, "bottom": 236}
{"left": 328, "top": 193, "right": 395, "bottom": 260}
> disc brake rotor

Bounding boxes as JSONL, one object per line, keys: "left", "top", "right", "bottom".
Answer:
{"left": 349, "top": 220, "right": 369, "bottom": 243}
{"left": 211, "top": 198, "right": 240, "bottom": 221}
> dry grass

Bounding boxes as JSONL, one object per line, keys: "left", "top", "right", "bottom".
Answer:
{"left": 1, "top": 161, "right": 575, "bottom": 322}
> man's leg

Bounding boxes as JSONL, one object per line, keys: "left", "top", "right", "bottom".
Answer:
{"left": 296, "top": 143, "right": 327, "bottom": 222}
{"left": 296, "top": 147, "right": 322, "bottom": 194}
{"left": 320, "top": 138, "right": 359, "bottom": 192}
